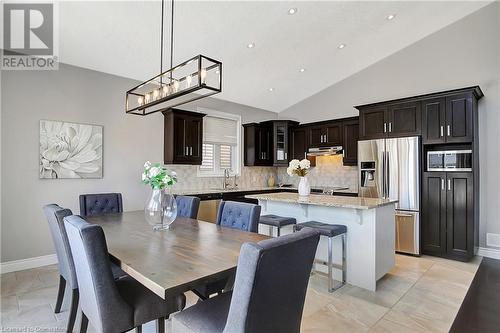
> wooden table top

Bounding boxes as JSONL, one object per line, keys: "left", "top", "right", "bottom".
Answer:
{"left": 87, "top": 211, "right": 269, "bottom": 299}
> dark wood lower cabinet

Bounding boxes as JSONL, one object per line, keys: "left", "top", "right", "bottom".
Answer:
{"left": 446, "top": 173, "right": 474, "bottom": 260}
{"left": 422, "top": 172, "right": 447, "bottom": 256}
{"left": 422, "top": 172, "right": 475, "bottom": 261}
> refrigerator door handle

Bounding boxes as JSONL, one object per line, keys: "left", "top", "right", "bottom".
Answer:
{"left": 385, "top": 151, "right": 390, "bottom": 198}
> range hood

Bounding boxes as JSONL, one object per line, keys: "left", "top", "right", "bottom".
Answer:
{"left": 307, "top": 146, "right": 343, "bottom": 157}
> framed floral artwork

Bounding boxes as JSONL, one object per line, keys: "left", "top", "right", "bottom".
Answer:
{"left": 39, "top": 120, "right": 103, "bottom": 179}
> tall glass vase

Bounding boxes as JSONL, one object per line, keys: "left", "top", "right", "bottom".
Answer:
{"left": 144, "top": 188, "right": 178, "bottom": 230}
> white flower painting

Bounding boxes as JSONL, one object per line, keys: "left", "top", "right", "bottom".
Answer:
{"left": 39, "top": 120, "right": 103, "bottom": 179}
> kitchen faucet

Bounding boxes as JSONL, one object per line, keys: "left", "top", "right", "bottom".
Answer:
{"left": 223, "top": 169, "right": 231, "bottom": 189}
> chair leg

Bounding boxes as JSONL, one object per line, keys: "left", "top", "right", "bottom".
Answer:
{"left": 80, "top": 312, "right": 89, "bottom": 333}
{"left": 66, "top": 289, "right": 79, "bottom": 333}
{"left": 136, "top": 326, "right": 142, "bottom": 333}
{"left": 156, "top": 317, "right": 166, "bottom": 333}
{"left": 328, "top": 236, "right": 333, "bottom": 292}
{"left": 277, "top": 226, "right": 281, "bottom": 237}
{"left": 54, "top": 275, "right": 66, "bottom": 314}
{"left": 342, "top": 233, "right": 347, "bottom": 284}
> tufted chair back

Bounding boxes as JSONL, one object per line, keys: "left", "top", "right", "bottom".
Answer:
{"left": 175, "top": 195, "right": 201, "bottom": 219}
{"left": 224, "top": 228, "right": 320, "bottom": 333}
{"left": 216, "top": 201, "right": 261, "bottom": 233}
{"left": 43, "top": 204, "right": 78, "bottom": 289}
{"left": 79, "top": 193, "right": 123, "bottom": 217}
{"left": 64, "top": 215, "right": 134, "bottom": 333}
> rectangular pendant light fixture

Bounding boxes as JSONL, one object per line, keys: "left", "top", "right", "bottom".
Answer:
{"left": 126, "top": 55, "right": 222, "bottom": 116}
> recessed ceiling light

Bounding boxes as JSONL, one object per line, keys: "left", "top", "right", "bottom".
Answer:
{"left": 386, "top": 14, "right": 396, "bottom": 20}
{"left": 268, "top": 88, "right": 274, "bottom": 92}
{"left": 299, "top": 68, "right": 306, "bottom": 73}
{"left": 247, "top": 42, "right": 255, "bottom": 49}
{"left": 288, "top": 8, "right": 298, "bottom": 15}
{"left": 338, "top": 43, "right": 346, "bottom": 49}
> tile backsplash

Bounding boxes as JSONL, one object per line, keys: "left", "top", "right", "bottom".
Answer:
{"left": 277, "top": 155, "right": 358, "bottom": 191}
{"left": 167, "top": 165, "right": 278, "bottom": 190}
{"left": 167, "top": 155, "right": 358, "bottom": 192}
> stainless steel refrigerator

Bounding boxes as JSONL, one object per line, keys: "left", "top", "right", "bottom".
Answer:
{"left": 358, "top": 136, "right": 420, "bottom": 255}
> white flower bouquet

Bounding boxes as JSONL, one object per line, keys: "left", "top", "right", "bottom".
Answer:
{"left": 286, "top": 159, "right": 311, "bottom": 177}
{"left": 142, "top": 161, "right": 177, "bottom": 189}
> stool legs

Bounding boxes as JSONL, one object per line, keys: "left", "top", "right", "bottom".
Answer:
{"left": 328, "top": 237, "right": 333, "bottom": 292}
{"left": 277, "top": 226, "right": 281, "bottom": 237}
{"left": 342, "top": 233, "right": 346, "bottom": 285}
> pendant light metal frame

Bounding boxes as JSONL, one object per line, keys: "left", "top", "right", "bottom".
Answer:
{"left": 125, "top": 0, "right": 222, "bottom": 116}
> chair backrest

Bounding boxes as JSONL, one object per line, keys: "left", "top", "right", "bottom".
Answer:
{"left": 216, "top": 201, "right": 261, "bottom": 233}
{"left": 64, "top": 215, "right": 133, "bottom": 333}
{"left": 175, "top": 195, "right": 201, "bottom": 219}
{"left": 224, "top": 228, "right": 320, "bottom": 333}
{"left": 79, "top": 193, "right": 123, "bottom": 216}
{"left": 42, "top": 204, "right": 78, "bottom": 288}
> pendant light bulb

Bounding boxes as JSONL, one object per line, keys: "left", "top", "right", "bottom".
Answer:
{"left": 200, "top": 68, "right": 207, "bottom": 84}
{"left": 186, "top": 75, "right": 192, "bottom": 88}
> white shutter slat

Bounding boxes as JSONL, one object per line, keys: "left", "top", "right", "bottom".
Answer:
{"left": 200, "top": 143, "right": 214, "bottom": 170}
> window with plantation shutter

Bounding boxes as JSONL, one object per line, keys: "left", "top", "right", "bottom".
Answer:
{"left": 198, "top": 111, "right": 241, "bottom": 177}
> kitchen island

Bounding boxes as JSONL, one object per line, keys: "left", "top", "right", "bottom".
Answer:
{"left": 246, "top": 192, "right": 397, "bottom": 291}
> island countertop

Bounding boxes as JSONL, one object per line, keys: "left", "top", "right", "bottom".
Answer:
{"left": 246, "top": 192, "right": 397, "bottom": 210}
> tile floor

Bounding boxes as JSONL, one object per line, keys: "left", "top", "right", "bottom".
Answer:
{"left": 0, "top": 254, "right": 482, "bottom": 333}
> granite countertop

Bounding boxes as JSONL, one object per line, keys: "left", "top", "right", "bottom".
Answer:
{"left": 174, "top": 186, "right": 357, "bottom": 196}
{"left": 173, "top": 186, "right": 290, "bottom": 196}
{"left": 246, "top": 192, "right": 397, "bottom": 210}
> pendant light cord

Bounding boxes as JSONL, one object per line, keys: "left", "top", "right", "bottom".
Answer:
{"left": 159, "top": 0, "right": 175, "bottom": 84}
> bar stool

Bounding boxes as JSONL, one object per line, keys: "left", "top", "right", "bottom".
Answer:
{"left": 294, "top": 221, "right": 347, "bottom": 292}
{"left": 259, "top": 214, "right": 297, "bottom": 237}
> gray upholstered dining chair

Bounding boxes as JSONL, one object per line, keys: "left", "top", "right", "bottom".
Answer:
{"left": 192, "top": 201, "right": 262, "bottom": 300}
{"left": 43, "top": 204, "right": 128, "bottom": 333}
{"left": 215, "top": 201, "right": 261, "bottom": 233}
{"left": 172, "top": 228, "right": 320, "bottom": 333}
{"left": 176, "top": 195, "right": 201, "bottom": 219}
{"left": 79, "top": 192, "right": 123, "bottom": 216}
{"left": 42, "top": 204, "right": 79, "bottom": 333}
{"left": 64, "top": 215, "right": 186, "bottom": 333}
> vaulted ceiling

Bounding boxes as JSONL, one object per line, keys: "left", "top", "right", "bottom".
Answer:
{"left": 59, "top": 1, "right": 491, "bottom": 112}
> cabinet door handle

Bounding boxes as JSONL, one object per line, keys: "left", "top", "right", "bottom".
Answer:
{"left": 447, "top": 125, "right": 451, "bottom": 136}
{"left": 304, "top": 152, "right": 307, "bottom": 159}
{"left": 185, "top": 146, "right": 189, "bottom": 156}
{"left": 384, "top": 123, "right": 387, "bottom": 133}
{"left": 389, "top": 122, "right": 392, "bottom": 133}
{"left": 284, "top": 152, "right": 287, "bottom": 159}
{"left": 441, "top": 178, "right": 445, "bottom": 190}
{"left": 440, "top": 125, "right": 444, "bottom": 137}
{"left": 447, "top": 179, "right": 451, "bottom": 191}
{"left": 190, "top": 147, "right": 193, "bottom": 156}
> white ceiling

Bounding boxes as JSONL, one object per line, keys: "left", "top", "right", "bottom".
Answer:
{"left": 59, "top": 1, "right": 491, "bottom": 113}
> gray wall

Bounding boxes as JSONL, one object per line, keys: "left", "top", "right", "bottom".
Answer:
{"left": 1, "top": 64, "right": 276, "bottom": 262}
{"left": 279, "top": 3, "right": 500, "bottom": 249}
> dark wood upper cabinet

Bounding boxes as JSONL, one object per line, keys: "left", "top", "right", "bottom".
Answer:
{"left": 291, "top": 126, "right": 316, "bottom": 167}
{"left": 446, "top": 172, "right": 474, "bottom": 259}
{"left": 359, "top": 106, "right": 387, "bottom": 140}
{"left": 422, "top": 172, "right": 447, "bottom": 257}
{"left": 357, "top": 86, "right": 481, "bottom": 143}
{"left": 342, "top": 118, "right": 359, "bottom": 166}
{"left": 445, "top": 93, "right": 474, "bottom": 143}
{"left": 309, "top": 120, "right": 342, "bottom": 147}
{"left": 163, "top": 109, "right": 206, "bottom": 165}
{"left": 291, "top": 127, "right": 308, "bottom": 160}
{"left": 422, "top": 98, "right": 446, "bottom": 144}
{"left": 423, "top": 93, "right": 474, "bottom": 144}
{"left": 387, "top": 102, "right": 421, "bottom": 137}
{"left": 243, "top": 123, "right": 273, "bottom": 166}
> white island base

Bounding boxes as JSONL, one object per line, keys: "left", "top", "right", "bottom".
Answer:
{"left": 248, "top": 193, "right": 397, "bottom": 291}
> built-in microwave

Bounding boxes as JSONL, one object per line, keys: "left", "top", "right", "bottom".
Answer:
{"left": 427, "top": 150, "right": 472, "bottom": 171}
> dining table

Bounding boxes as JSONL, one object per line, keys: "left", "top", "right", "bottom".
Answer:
{"left": 87, "top": 210, "right": 269, "bottom": 299}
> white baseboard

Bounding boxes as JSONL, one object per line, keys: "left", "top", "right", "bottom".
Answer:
{"left": 477, "top": 247, "right": 500, "bottom": 260}
{"left": 0, "top": 254, "right": 58, "bottom": 274}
